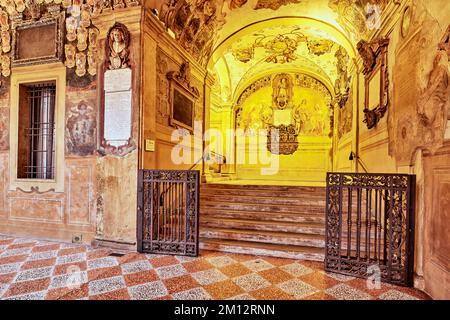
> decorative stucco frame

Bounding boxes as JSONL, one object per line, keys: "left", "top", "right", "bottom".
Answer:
{"left": 9, "top": 62, "right": 66, "bottom": 193}
{"left": 11, "top": 12, "right": 65, "bottom": 67}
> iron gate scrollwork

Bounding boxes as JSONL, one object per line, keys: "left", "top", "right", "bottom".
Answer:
{"left": 137, "top": 170, "right": 200, "bottom": 257}
{"left": 325, "top": 173, "right": 416, "bottom": 286}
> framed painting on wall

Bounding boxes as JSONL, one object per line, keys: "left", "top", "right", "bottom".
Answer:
{"left": 170, "top": 83, "right": 196, "bottom": 132}
{"left": 167, "top": 62, "right": 199, "bottom": 133}
{"left": 11, "top": 13, "right": 65, "bottom": 67}
{"left": 357, "top": 38, "right": 390, "bottom": 129}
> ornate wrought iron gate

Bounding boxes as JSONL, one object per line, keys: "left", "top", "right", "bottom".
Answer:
{"left": 137, "top": 170, "right": 200, "bottom": 256}
{"left": 325, "top": 173, "right": 416, "bottom": 286}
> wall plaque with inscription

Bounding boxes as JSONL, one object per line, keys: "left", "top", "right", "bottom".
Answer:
{"left": 99, "top": 68, "right": 135, "bottom": 156}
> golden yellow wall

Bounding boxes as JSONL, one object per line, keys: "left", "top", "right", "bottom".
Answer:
{"left": 217, "top": 73, "right": 333, "bottom": 185}
{"left": 141, "top": 12, "right": 208, "bottom": 172}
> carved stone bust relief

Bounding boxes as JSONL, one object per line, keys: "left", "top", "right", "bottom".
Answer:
{"left": 106, "top": 22, "right": 130, "bottom": 70}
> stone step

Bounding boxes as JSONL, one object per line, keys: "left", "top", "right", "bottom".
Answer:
{"left": 200, "top": 227, "right": 325, "bottom": 248}
{"left": 200, "top": 238, "right": 325, "bottom": 262}
{"left": 200, "top": 208, "right": 325, "bottom": 224}
{"left": 200, "top": 194, "right": 326, "bottom": 206}
{"left": 200, "top": 200, "right": 325, "bottom": 214}
{"left": 201, "top": 188, "right": 326, "bottom": 199}
{"left": 201, "top": 184, "right": 326, "bottom": 194}
{"left": 200, "top": 217, "right": 325, "bottom": 235}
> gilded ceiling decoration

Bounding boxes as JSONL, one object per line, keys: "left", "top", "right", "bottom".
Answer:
{"left": 232, "top": 28, "right": 307, "bottom": 64}
{"left": 0, "top": 0, "right": 140, "bottom": 83}
{"left": 221, "top": 24, "right": 342, "bottom": 99}
{"left": 155, "top": 0, "right": 393, "bottom": 69}
{"left": 254, "top": 0, "right": 301, "bottom": 11}
{"left": 328, "top": 0, "right": 391, "bottom": 42}
{"left": 307, "top": 38, "right": 334, "bottom": 56}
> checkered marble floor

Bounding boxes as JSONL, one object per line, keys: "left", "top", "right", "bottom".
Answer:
{"left": 0, "top": 235, "right": 429, "bottom": 300}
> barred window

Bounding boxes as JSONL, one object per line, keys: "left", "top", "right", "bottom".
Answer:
{"left": 17, "top": 82, "right": 56, "bottom": 180}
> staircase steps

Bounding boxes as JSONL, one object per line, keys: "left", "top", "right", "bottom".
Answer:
{"left": 201, "top": 209, "right": 325, "bottom": 224}
{"left": 199, "top": 183, "right": 327, "bottom": 261}
{"left": 200, "top": 217, "right": 325, "bottom": 235}
{"left": 200, "top": 239, "right": 325, "bottom": 261}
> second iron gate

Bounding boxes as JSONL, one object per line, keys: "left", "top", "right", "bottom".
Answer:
{"left": 325, "top": 172, "right": 416, "bottom": 287}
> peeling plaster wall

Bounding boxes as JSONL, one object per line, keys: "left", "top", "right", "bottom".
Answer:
{"left": 0, "top": 7, "right": 143, "bottom": 249}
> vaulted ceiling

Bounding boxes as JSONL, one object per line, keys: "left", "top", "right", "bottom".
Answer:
{"left": 154, "top": 0, "right": 393, "bottom": 102}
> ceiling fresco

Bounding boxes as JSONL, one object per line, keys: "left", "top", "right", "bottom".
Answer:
{"left": 155, "top": 0, "right": 395, "bottom": 106}
{"left": 221, "top": 24, "right": 342, "bottom": 97}
{"left": 155, "top": 0, "right": 395, "bottom": 67}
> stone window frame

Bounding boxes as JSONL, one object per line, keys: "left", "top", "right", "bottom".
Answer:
{"left": 9, "top": 62, "right": 66, "bottom": 193}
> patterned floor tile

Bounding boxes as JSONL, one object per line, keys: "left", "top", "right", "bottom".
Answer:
{"left": 32, "top": 244, "right": 60, "bottom": 253}
{"left": 219, "top": 263, "right": 252, "bottom": 278}
{"left": 56, "top": 253, "right": 86, "bottom": 265}
{"left": 4, "top": 290, "right": 47, "bottom": 300}
{"left": 192, "top": 269, "right": 228, "bottom": 286}
{"left": 320, "top": 270, "right": 356, "bottom": 282}
{"left": 0, "top": 235, "right": 430, "bottom": 301}
{"left": 163, "top": 274, "right": 200, "bottom": 294}
{"left": 121, "top": 260, "right": 152, "bottom": 274}
{"left": 299, "top": 271, "right": 340, "bottom": 290}
{"left": 124, "top": 270, "right": 158, "bottom": 287}
{"left": 87, "top": 256, "right": 118, "bottom": 270}
{"left": 204, "top": 280, "right": 245, "bottom": 299}
{"left": 1, "top": 247, "right": 32, "bottom": 257}
{"left": 88, "top": 276, "right": 126, "bottom": 296}
{"left": 117, "top": 253, "right": 148, "bottom": 264}
{"left": 378, "top": 290, "right": 419, "bottom": 300}
{"left": 0, "top": 273, "right": 16, "bottom": 284}
{"left": 175, "top": 255, "right": 197, "bottom": 263}
{"left": 8, "top": 242, "right": 36, "bottom": 250}
{"left": 156, "top": 264, "right": 187, "bottom": 279}
{"left": 128, "top": 281, "right": 168, "bottom": 300}
{"left": 15, "top": 267, "right": 53, "bottom": 282}
{"left": 22, "top": 258, "right": 56, "bottom": 270}
{"left": 277, "top": 279, "right": 319, "bottom": 299}
{"left": 258, "top": 267, "right": 294, "bottom": 285}
{"left": 88, "top": 266, "right": 122, "bottom": 281}
{"left": 53, "top": 261, "right": 87, "bottom": 276}
{"left": 50, "top": 271, "right": 88, "bottom": 289}
{"left": 243, "top": 259, "right": 274, "bottom": 272}
{"left": 87, "top": 249, "right": 112, "bottom": 260}
{"left": 29, "top": 251, "right": 58, "bottom": 261}
{"left": 182, "top": 260, "right": 213, "bottom": 273}
{"left": 326, "top": 284, "right": 373, "bottom": 300}
{"left": 232, "top": 273, "right": 271, "bottom": 292}
{"left": 0, "top": 283, "right": 8, "bottom": 297}
{"left": 57, "top": 247, "right": 86, "bottom": 257}
{"left": 172, "top": 287, "right": 212, "bottom": 300}
{"left": 250, "top": 285, "right": 294, "bottom": 300}
{"left": 3, "top": 278, "right": 50, "bottom": 298}
{"left": 90, "top": 288, "right": 131, "bottom": 300}
{"left": 226, "top": 293, "right": 255, "bottom": 300}
{"left": 303, "top": 291, "right": 336, "bottom": 300}
{"left": 148, "top": 256, "right": 179, "bottom": 268}
{"left": 0, "top": 254, "right": 28, "bottom": 265}
{"left": 206, "top": 256, "right": 237, "bottom": 268}
{"left": 281, "top": 263, "right": 314, "bottom": 277}
{"left": 46, "top": 284, "right": 88, "bottom": 300}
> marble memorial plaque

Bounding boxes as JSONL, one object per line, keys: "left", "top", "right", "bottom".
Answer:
{"left": 103, "top": 68, "right": 133, "bottom": 148}
{"left": 104, "top": 68, "right": 132, "bottom": 92}
{"left": 104, "top": 91, "right": 132, "bottom": 147}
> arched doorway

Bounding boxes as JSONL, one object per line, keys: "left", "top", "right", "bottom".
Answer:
{"left": 205, "top": 17, "right": 354, "bottom": 186}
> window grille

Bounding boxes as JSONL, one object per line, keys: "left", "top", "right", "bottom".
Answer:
{"left": 23, "top": 82, "right": 56, "bottom": 180}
